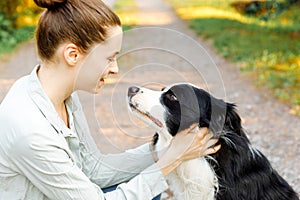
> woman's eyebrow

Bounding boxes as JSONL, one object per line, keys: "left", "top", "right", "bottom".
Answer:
{"left": 107, "top": 51, "right": 119, "bottom": 59}
{"left": 112, "top": 51, "right": 120, "bottom": 57}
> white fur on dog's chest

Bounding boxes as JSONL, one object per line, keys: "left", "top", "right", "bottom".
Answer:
{"left": 166, "top": 157, "right": 217, "bottom": 200}
{"left": 155, "top": 132, "right": 217, "bottom": 200}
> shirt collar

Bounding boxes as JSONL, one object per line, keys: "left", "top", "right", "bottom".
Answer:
{"left": 27, "top": 65, "right": 80, "bottom": 137}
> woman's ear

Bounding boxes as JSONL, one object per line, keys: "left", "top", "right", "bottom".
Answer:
{"left": 63, "top": 43, "right": 80, "bottom": 66}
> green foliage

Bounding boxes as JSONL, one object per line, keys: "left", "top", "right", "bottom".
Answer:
{"left": 232, "top": 0, "right": 300, "bottom": 21}
{"left": 0, "top": 0, "right": 38, "bottom": 56}
{"left": 0, "top": 11, "right": 15, "bottom": 53}
{"left": 169, "top": 0, "right": 300, "bottom": 116}
{"left": 0, "top": 0, "right": 21, "bottom": 27}
{"left": 0, "top": 11, "right": 35, "bottom": 55}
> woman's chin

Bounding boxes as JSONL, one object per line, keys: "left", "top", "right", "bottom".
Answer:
{"left": 94, "top": 81, "right": 104, "bottom": 93}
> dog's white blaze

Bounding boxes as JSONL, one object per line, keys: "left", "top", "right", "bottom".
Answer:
{"left": 130, "top": 88, "right": 165, "bottom": 128}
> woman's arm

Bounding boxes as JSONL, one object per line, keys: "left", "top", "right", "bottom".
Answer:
{"left": 10, "top": 131, "right": 166, "bottom": 200}
{"left": 10, "top": 126, "right": 218, "bottom": 200}
{"left": 81, "top": 143, "right": 157, "bottom": 188}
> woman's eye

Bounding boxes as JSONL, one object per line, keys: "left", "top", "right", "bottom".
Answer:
{"left": 108, "top": 57, "right": 116, "bottom": 63}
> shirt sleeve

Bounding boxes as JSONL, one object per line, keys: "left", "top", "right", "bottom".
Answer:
{"left": 105, "top": 164, "right": 169, "bottom": 199}
{"left": 81, "top": 142, "right": 158, "bottom": 188}
{"left": 9, "top": 132, "right": 168, "bottom": 200}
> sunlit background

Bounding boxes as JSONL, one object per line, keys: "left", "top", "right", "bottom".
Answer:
{"left": 1, "top": 0, "right": 298, "bottom": 115}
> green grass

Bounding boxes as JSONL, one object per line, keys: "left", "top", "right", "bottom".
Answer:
{"left": 168, "top": 0, "right": 300, "bottom": 116}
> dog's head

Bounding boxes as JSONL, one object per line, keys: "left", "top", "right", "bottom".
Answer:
{"left": 127, "top": 83, "right": 243, "bottom": 139}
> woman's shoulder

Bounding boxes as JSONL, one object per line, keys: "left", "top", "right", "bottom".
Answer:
{"left": 0, "top": 75, "right": 30, "bottom": 105}
{"left": 0, "top": 75, "right": 34, "bottom": 115}
{"left": 0, "top": 75, "right": 54, "bottom": 136}
{"left": 0, "top": 98, "right": 66, "bottom": 155}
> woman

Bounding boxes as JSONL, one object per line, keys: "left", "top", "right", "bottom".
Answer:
{"left": 0, "top": 0, "right": 220, "bottom": 199}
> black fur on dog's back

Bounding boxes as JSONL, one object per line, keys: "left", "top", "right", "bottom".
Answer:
{"left": 212, "top": 105, "right": 298, "bottom": 200}
{"left": 161, "top": 84, "right": 298, "bottom": 200}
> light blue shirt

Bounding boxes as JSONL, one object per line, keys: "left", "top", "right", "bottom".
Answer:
{"left": 0, "top": 66, "right": 168, "bottom": 199}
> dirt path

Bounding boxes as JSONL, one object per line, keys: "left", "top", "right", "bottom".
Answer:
{"left": 0, "top": 0, "right": 299, "bottom": 196}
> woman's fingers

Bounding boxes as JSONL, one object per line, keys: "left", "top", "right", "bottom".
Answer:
{"left": 196, "top": 129, "right": 220, "bottom": 156}
{"left": 199, "top": 129, "right": 213, "bottom": 140}
{"left": 196, "top": 127, "right": 209, "bottom": 140}
{"left": 204, "top": 144, "right": 221, "bottom": 156}
{"left": 204, "top": 137, "right": 219, "bottom": 148}
{"left": 171, "top": 125, "right": 221, "bottom": 160}
{"left": 179, "top": 123, "right": 199, "bottom": 135}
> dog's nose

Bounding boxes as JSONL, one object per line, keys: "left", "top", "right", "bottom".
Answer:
{"left": 128, "top": 86, "right": 140, "bottom": 98}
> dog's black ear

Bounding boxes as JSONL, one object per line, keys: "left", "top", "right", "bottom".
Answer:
{"left": 224, "top": 103, "right": 243, "bottom": 135}
{"left": 207, "top": 97, "right": 243, "bottom": 135}
{"left": 207, "top": 97, "right": 227, "bottom": 133}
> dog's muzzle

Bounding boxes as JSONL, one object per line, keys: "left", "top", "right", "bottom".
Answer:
{"left": 128, "top": 86, "right": 140, "bottom": 100}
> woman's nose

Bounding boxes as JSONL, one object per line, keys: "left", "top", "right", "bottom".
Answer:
{"left": 109, "top": 61, "right": 119, "bottom": 74}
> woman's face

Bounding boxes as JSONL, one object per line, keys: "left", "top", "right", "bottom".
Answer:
{"left": 74, "top": 26, "right": 123, "bottom": 93}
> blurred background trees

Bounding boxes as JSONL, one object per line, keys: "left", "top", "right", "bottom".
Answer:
{"left": 231, "top": 0, "right": 300, "bottom": 21}
{"left": 0, "top": 0, "right": 41, "bottom": 27}
{"left": 0, "top": 0, "right": 41, "bottom": 54}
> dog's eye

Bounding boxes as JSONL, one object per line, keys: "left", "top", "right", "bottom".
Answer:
{"left": 166, "top": 93, "right": 178, "bottom": 101}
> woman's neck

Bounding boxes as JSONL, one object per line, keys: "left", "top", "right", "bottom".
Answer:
{"left": 37, "top": 64, "right": 74, "bottom": 127}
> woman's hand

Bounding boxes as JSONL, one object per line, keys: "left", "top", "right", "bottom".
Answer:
{"left": 157, "top": 123, "right": 220, "bottom": 176}
{"left": 170, "top": 123, "right": 220, "bottom": 161}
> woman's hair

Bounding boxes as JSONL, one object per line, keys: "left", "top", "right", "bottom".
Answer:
{"left": 34, "top": 0, "right": 121, "bottom": 61}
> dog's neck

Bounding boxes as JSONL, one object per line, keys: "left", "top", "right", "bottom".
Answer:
{"left": 152, "top": 129, "right": 173, "bottom": 157}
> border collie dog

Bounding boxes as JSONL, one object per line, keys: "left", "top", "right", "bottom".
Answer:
{"left": 127, "top": 83, "right": 298, "bottom": 200}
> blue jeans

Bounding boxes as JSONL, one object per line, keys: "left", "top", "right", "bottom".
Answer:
{"left": 102, "top": 185, "right": 161, "bottom": 200}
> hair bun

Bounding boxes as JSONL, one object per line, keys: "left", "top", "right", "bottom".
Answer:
{"left": 34, "top": 0, "right": 67, "bottom": 9}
